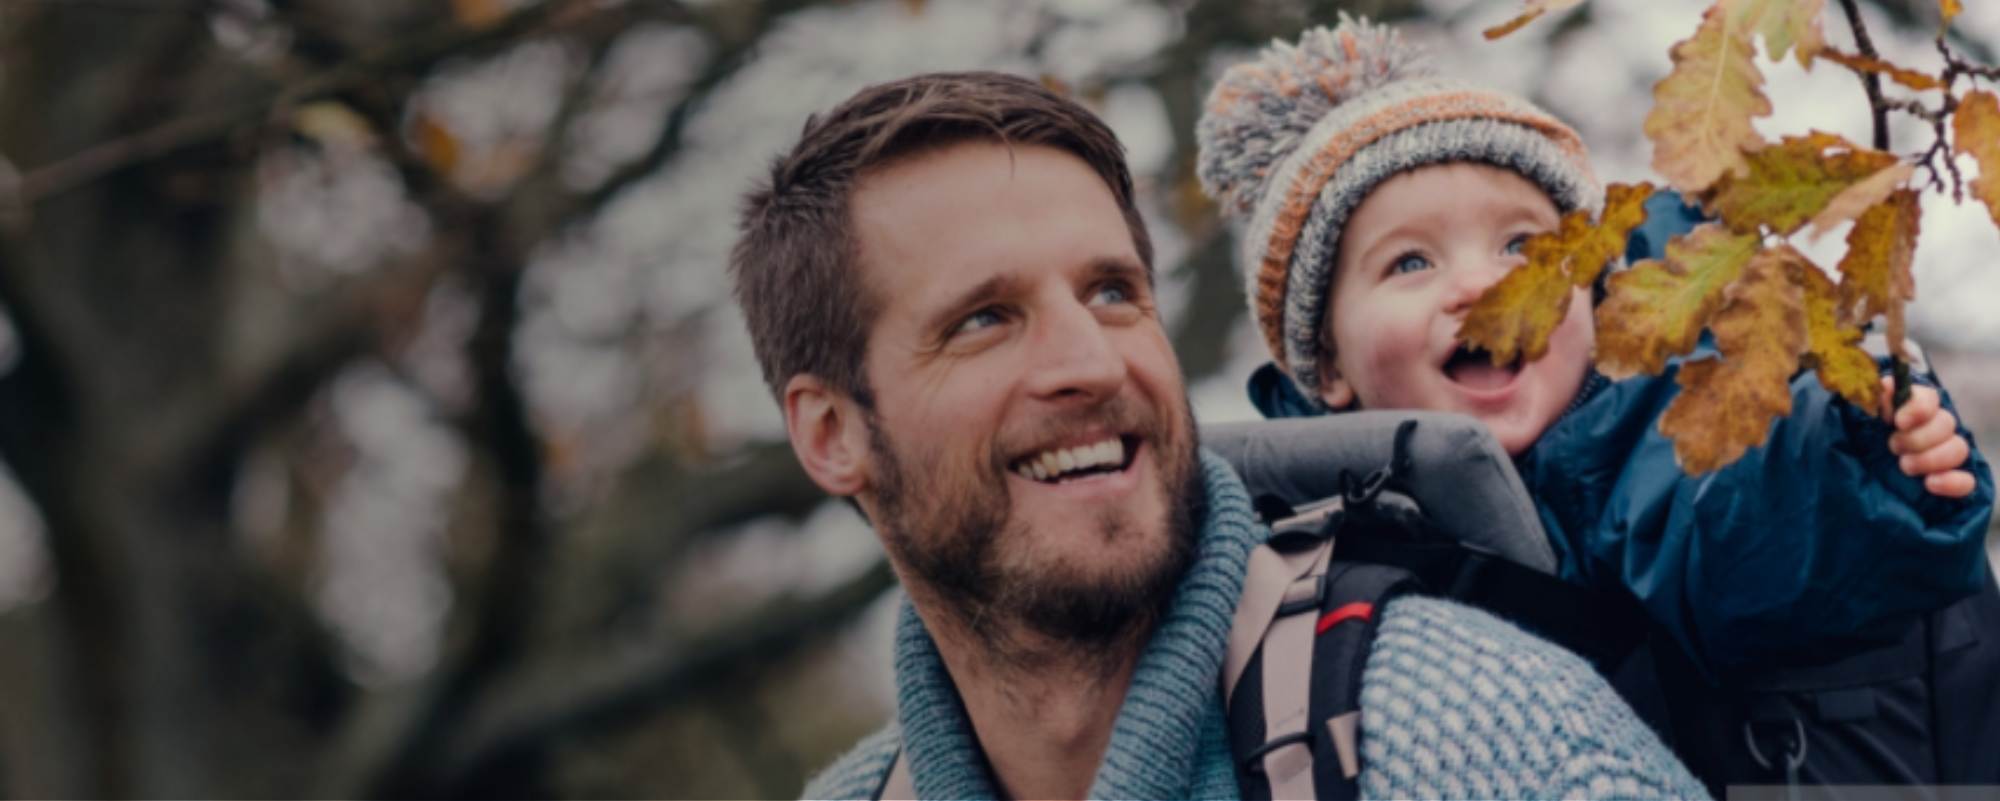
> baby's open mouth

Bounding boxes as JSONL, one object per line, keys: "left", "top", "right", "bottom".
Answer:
{"left": 1443, "top": 344, "right": 1522, "bottom": 391}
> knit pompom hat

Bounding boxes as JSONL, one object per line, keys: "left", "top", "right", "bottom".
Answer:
{"left": 1197, "top": 16, "right": 1603, "bottom": 407}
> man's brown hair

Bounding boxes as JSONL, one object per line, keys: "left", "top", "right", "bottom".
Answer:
{"left": 731, "top": 71, "right": 1153, "bottom": 406}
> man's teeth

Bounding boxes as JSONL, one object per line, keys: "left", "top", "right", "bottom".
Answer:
{"left": 1013, "top": 437, "right": 1125, "bottom": 482}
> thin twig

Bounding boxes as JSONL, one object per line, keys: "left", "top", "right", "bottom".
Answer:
{"left": 1837, "top": 0, "right": 1891, "bottom": 151}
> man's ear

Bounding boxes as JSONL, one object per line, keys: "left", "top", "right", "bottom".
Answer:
{"left": 783, "top": 374, "right": 870, "bottom": 497}
{"left": 1318, "top": 367, "right": 1356, "bottom": 410}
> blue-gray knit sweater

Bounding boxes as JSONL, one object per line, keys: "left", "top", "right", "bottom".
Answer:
{"left": 804, "top": 451, "right": 1707, "bottom": 800}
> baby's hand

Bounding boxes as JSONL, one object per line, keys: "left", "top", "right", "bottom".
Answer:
{"left": 1884, "top": 376, "right": 1976, "bottom": 498}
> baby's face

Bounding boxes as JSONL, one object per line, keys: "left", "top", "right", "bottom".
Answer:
{"left": 1321, "top": 162, "right": 1594, "bottom": 455}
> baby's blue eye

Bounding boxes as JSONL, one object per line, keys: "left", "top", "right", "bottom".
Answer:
{"left": 1504, "top": 234, "right": 1532, "bottom": 257}
{"left": 1390, "top": 253, "right": 1432, "bottom": 275}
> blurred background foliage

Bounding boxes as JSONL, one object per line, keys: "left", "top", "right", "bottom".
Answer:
{"left": 0, "top": 0, "right": 1994, "bottom": 797}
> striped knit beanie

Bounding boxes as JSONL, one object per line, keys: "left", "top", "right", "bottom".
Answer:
{"left": 1196, "top": 16, "right": 1602, "bottom": 407}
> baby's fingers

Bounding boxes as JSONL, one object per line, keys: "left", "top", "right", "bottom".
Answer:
{"left": 1901, "top": 435, "right": 1971, "bottom": 477}
{"left": 1926, "top": 470, "right": 1978, "bottom": 499}
{"left": 1890, "top": 406, "right": 1959, "bottom": 455}
{"left": 1891, "top": 380, "right": 1941, "bottom": 430}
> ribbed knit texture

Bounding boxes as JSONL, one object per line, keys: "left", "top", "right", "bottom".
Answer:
{"left": 802, "top": 451, "right": 1708, "bottom": 800}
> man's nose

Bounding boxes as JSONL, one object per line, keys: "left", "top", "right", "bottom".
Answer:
{"left": 1023, "top": 300, "right": 1127, "bottom": 402}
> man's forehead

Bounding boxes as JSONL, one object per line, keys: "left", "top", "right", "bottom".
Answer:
{"left": 851, "top": 142, "right": 1135, "bottom": 310}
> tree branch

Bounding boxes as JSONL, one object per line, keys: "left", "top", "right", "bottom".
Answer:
{"left": 433, "top": 559, "right": 897, "bottom": 789}
{"left": 14, "top": 0, "right": 585, "bottom": 204}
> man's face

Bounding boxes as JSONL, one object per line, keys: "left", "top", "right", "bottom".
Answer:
{"left": 1322, "top": 162, "right": 1594, "bottom": 456}
{"left": 849, "top": 141, "right": 1200, "bottom": 645}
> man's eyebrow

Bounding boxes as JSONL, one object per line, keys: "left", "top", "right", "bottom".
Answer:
{"left": 922, "top": 272, "right": 1022, "bottom": 334}
{"left": 1085, "top": 255, "right": 1152, "bottom": 287}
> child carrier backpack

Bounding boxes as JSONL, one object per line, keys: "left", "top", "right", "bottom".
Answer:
{"left": 1204, "top": 411, "right": 1649, "bottom": 800}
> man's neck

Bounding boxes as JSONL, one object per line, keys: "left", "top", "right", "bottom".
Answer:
{"left": 918, "top": 605, "right": 1152, "bottom": 801}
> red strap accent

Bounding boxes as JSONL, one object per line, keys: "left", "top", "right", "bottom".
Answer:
{"left": 1315, "top": 601, "right": 1375, "bottom": 635}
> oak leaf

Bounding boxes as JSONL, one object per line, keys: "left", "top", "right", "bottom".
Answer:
{"left": 1464, "top": 181, "right": 1648, "bottom": 362}
{"left": 1484, "top": 0, "right": 1587, "bottom": 40}
{"left": 1732, "top": 0, "right": 1825, "bottom": 66}
{"left": 1953, "top": 90, "right": 2000, "bottom": 228}
{"left": 1796, "top": 258, "right": 1882, "bottom": 412}
{"left": 1706, "top": 131, "right": 1900, "bottom": 236}
{"left": 1821, "top": 50, "right": 1944, "bottom": 91}
{"left": 1596, "top": 224, "right": 1760, "bottom": 379}
{"left": 1835, "top": 189, "right": 1919, "bottom": 333}
{"left": 1658, "top": 245, "right": 1807, "bottom": 473}
{"left": 1459, "top": 182, "right": 1655, "bottom": 364}
{"left": 1646, "top": 2, "right": 1771, "bottom": 193}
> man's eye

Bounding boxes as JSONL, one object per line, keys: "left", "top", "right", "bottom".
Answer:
{"left": 1089, "top": 282, "right": 1134, "bottom": 306}
{"left": 953, "top": 307, "right": 1006, "bottom": 336}
{"left": 1503, "top": 233, "right": 1534, "bottom": 257}
{"left": 1389, "top": 252, "right": 1432, "bottom": 275}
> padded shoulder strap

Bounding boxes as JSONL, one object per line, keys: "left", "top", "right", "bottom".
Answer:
{"left": 1204, "top": 412, "right": 1556, "bottom": 575}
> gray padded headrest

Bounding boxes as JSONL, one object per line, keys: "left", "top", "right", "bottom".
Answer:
{"left": 1202, "top": 411, "right": 1558, "bottom": 575}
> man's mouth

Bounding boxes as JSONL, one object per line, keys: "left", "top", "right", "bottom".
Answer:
{"left": 1008, "top": 435, "right": 1141, "bottom": 484}
{"left": 1442, "top": 343, "right": 1522, "bottom": 392}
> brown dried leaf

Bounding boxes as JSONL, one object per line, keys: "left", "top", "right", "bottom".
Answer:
{"left": 1645, "top": 2, "right": 1771, "bottom": 193}
{"left": 1706, "top": 131, "right": 1900, "bottom": 236}
{"left": 1658, "top": 246, "right": 1806, "bottom": 473}
{"left": 1953, "top": 90, "right": 2000, "bottom": 228}
{"left": 1483, "top": 0, "right": 1588, "bottom": 40}
{"left": 1595, "top": 224, "right": 1761, "bottom": 379}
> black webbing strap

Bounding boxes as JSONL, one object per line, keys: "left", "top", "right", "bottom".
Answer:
{"left": 1331, "top": 533, "right": 1648, "bottom": 676}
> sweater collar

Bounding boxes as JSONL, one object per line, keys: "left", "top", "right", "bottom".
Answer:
{"left": 892, "top": 449, "right": 1265, "bottom": 800}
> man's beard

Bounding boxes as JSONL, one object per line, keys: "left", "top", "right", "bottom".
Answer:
{"left": 868, "top": 394, "right": 1203, "bottom": 658}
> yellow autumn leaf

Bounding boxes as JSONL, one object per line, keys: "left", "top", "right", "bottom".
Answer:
{"left": 1596, "top": 224, "right": 1761, "bottom": 379}
{"left": 1706, "top": 131, "right": 1900, "bottom": 236}
{"left": 1822, "top": 50, "right": 1945, "bottom": 91}
{"left": 1836, "top": 189, "right": 1920, "bottom": 353}
{"left": 1796, "top": 258, "right": 1882, "bottom": 412}
{"left": 1658, "top": 246, "right": 1806, "bottom": 474}
{"left": 1731, "top": 0, "right": 1825, "bottom": 66}
{"left": 1953, "top": 90, "right": 2000, "bottom": 228}
{"left": 1942, "top": 0, "right": 1962, "bottom": 29}
{"left": 1805, "top": 161, "right": 1913, "bottom": 241}
{"left": 1459, "top": 182, "right": 1655, "bottom": 363}
{"left": 1645, "top": 2, "right": 1770, "bottom": 193}
{"left": 1458, "top": 237, "right": 1571, "bottom": 366}
{"left": 1483, "top": 0, "right": 1588, "bottom": 40}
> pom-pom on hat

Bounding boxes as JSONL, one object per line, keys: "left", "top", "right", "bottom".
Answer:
{"left": 1197, "top": 16, "right": 1603, "bottom": 407}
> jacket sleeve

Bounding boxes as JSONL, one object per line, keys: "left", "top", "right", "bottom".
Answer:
{"left": 1524, "top": 358, "right": 1995, "bottom": 673}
